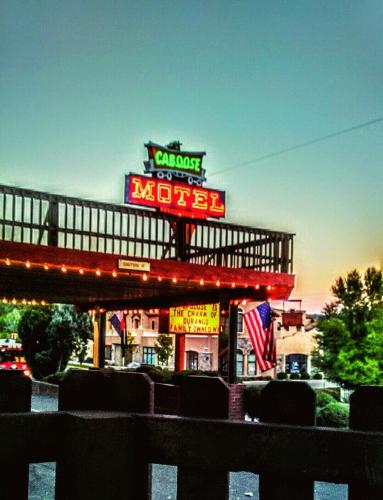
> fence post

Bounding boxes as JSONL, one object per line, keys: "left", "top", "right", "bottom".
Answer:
{"left": 259, "top": 381, "right": 316, "bottom": 500}
{"left": 0, "top": 370, "right": 31, "bottom": 500}
{"left": 177, "top": 376, "right": 230, "bottom": 500}
{"left": 56, "top": 370, "right": 154, "bottom": 500}
{"left": 349, "top": 386, "right": 383, "bottom": 499}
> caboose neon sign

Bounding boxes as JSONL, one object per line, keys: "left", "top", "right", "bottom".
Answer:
{"left": 125, "top": 174, "right": 225, "bottom": 219}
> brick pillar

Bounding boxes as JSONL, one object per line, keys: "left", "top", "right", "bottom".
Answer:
{"left": 259, "top": 381, "right": 316, "bottom": 500}
{"left": 56, "top": 369, "right": 154, "bottom": 500}
{"left": 177, "top": 376, "right": 230, "bottom": 499}
{"left": 0, "top": 370, "right": 31, "bottom": 500}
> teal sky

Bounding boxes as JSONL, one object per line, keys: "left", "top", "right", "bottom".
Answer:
{"left": 1, "top": 0, "right": 382, "bottom": 312}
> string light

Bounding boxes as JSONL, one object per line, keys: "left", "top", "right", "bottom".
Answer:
{"left": 142, "top": 273, "right": 148, "bottom": 281}
{"left": 172, "top": 277, "right": 177, "bottom": 283}
{"left": 216, "top": 280, "right": 221, "bottom": 287}
{"left": 231, "top": 282, "right": 236, "bottom": 288}
{"left": 242, "top": 300, "right": 247, "bottom": 306}
{"left": 267, "top": 285, "right": 272, "bottom": 291}
{"left": 25, "top": 261, "right": 31, "bottom": 269}
{"left": 96, "top": 269, "right": 101, "bottom": 276}
{"left": 157, "top": 276, "right": 162, "bottom": 282}
{"left": 255, "top": 284, "right": 260, "bottom": 290}
{"left": 79, "top": 268, "right": 84, "bottom": 275}
{"left": 5, "top": 258, "right": 10, "bottom": 266}
{"left": 44, "top": 264, "right": 49, "bottom": 271}
{"left": 2, "top": 298, "right": 8, "bottom": 304}
{"left": 200, "top": 278, "right": 204, "bottom": 286}
{"left": 12, "top": 298, "right": 17, "bottom": 304}
{"left": 112, "top": 271, "right": 117, "bottom": 278}
{"left": 61, "top": 266, "right": 67, "bottom": 273}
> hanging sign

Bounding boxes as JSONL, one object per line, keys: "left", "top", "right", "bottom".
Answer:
{"left": 169, "top": 303, "right": 220, "bottom": 334}
{"left": 125, "top": 174, "right": 226, "bottom": 219}
{"left": 117, "top": 259, "right": 151, "bottom": 272}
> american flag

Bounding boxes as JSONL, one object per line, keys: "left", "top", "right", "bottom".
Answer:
{"left": 244, "top": 302, "right": 276, "bottom": 373}
{"left": 110, "top": 311, "right": 125, "bottom": 338}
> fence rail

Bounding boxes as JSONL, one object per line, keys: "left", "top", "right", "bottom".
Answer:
{"left": 0, "top": 184, "right": 294, "bottom": 273}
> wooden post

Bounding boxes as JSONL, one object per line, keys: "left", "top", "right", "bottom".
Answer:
{"left": 228, "top": 304, "right": 238, "bottom": 384}
{"left": 177, "top": 376, "right": 230, "bottom": 499}
{"left": 259, "top": 381, "right": 316, "bottom": 500}
{"left": 47, "top": 199, "right": 59, "bottom": 246}
{"left": 349, "top": 386, "right": 383, "bottom": 499}
{"left": 0, "top": 371, "right": 31, "bottom": 500}
{"left": 93, "top": 309, "right": 106, "bottom": 369}
{"left": 56, "top": 370, "right": 154, "bottom": 500}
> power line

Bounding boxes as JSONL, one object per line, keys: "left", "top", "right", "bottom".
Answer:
{"left": 210, "top": 116, "right": 383, "bottom": 177}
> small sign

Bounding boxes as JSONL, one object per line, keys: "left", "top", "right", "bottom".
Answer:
{"left": 117, "top": 259, "right": 151, "bottom": 272}
{"left": 169, "top": 303, "right": 220, "bottom": 334}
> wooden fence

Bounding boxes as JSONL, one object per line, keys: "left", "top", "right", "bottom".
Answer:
{"left": 1, "top": 370, "right": 383, "bottom": 499}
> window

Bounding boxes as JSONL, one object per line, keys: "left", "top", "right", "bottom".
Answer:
{"left": 236, "top": 350, "right": 244, "bottom": 376}
{"left": 133, "top": 317, "right": 140, "bottom": 329}
{"left": 186, "top": 351, "right": 199, "bottom": 370}
{"left": 143, "top": 347, "right": 157, "bottom": 365}
{"left": 151, "top": 320, "right": 156, "bottom": 330}
{"left": 247, "top": 350, "right": 256, "bottom": 376}
{"left": 105, "top": 346, "right": 112, "bottom": 361}
{"left": 237, "top": 308, "right": 244, "bottom": 333}
{"left": 285, "top": 354, "right": 307, "bottom": 374}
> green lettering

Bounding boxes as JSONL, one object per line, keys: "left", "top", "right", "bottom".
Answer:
{"left": 176, "top": 155, "right": 183, "bottom": 168}
{"left": 168, "top": 154, "right": 175, "bottom": 167}
{"left": 155, "top": 150, "right": 163, "bottom": 165}
{"left": 162, "top": 152, "right": 169, "bottom": 165}
{"left": 183, "top": 156, "right": 190, "bottom": 168}
{"left": 194, "top": 158, "right": 201, "bottom": 172}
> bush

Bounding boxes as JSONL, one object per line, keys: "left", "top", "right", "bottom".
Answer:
{"left": 244, "top": 385, "right": 263, "bottom": 420}
{"left": 313, "top": 372, "right": 323, "bottom": 380}
{"left": 136, "top": 365, "right": 166, "bottom": 383}
{"left": 43, "top": 371, "right": 67, "bottom": 385}
{"left": 276, "top": 371, "right": 288, "bottom": 380}
{"left": 289, "top": 372, "right": 300, "bottom": 380}
{"left": 316, "top": 390, "right": 337, "bottom": 409}
{"left": 319, "top": 387, "right": 341, "bottom": 401}
{"left": 317, "top": 402, "right": 349, "bottom": 428}
{"left": 300, "top": 371, "right": 311, "bottom": 380}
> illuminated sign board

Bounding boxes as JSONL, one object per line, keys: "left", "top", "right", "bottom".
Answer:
{"left": 169, "top": 303, "right": 220, "bottom": 334}
{"left": 145, "top": 142, "right": 206, "bottom": 186}
{"left": 125, "top": 174, "right": 226, "bottom": 219}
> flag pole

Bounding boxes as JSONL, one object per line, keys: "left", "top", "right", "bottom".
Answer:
{"left": 228, "top": 304, "right": 238, "bottom": 384}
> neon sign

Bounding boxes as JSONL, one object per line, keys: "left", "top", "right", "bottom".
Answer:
{"left": 125, "top": 174, "right": 225, "bottom": 219}
{"left": 144, "top": 142, "right": 206, "bottom": 186}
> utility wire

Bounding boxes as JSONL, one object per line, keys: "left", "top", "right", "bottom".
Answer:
{"left": 210, "top": 116, "right": 383, "bottom": 177}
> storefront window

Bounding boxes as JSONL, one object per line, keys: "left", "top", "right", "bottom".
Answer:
{"left": 186, "top": 351, "right": 199, "bottom": 370}
{"left": 143, "top": 347, "right": 156, "bottom": 365}
{"left": 248, "top": 350, "right": 256, "bottom": 376}
{"left": 236, "top": 350, "right": 244, "bottom": 376}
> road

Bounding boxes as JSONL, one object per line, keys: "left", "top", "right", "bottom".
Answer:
{"left": 30, "top": 395, "right": 347, "bottom": 500}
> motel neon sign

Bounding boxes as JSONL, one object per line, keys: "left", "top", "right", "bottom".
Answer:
{"left": 125, "top": 173, "right": 226, "bottom": 219}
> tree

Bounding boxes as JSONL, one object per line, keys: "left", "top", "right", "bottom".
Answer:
{"left": 18, "top": 304, "right": 92, "bottom": 379}
{"left": 155, "top": 333, "right": 173, "bottom": 366}
{"left": 313, "top": 267, "right": 383, "bottom": 387}
{"left": 0, "top": 304, "right": 22, "bottom": 338}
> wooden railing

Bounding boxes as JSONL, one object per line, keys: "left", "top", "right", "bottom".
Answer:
{"left": 0, "top": 184, "right": 294, "bottom": 273}
{"left": 1, "top": 370, "right": 383, "bottom": 499}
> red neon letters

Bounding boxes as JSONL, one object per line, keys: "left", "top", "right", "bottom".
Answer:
{"left": 125, "top": 174, "right": 225, "bottom": 219}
